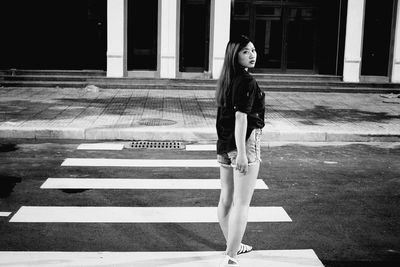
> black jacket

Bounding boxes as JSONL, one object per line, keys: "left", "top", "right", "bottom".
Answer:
{"left": 216, "top": 69, "right": 265, "bottom": 154}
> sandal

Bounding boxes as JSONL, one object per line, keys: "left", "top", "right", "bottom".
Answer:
{"left": 220, "top": 255, "right": 239, "bottom": 266}
{"left": 237, "top": 243, "right": 253, "bottom": 255}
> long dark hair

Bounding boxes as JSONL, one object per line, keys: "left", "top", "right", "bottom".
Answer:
{"left": 215, "top": 35, "right": 252, "bottom": 107}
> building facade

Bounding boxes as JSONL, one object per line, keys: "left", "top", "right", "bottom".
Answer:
{"left": 1, "top": 0, "right": 399, "bottom": 83}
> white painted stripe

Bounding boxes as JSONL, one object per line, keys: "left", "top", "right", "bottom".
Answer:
{"left": 41, "top": 178, "right": 269, "bottom": 190}
{"left": 10, "top": 206, "right": 291, "bottom": 223}
{"left": 323, "top": 161, "right": 338, "bottom": 164}
{"left": 77, "top": 143, "right": 124, "bottom": 150}
{"left": 0, "top": 212, "right": 11, "bottom": 217}
{"left": 186, "top": 144, "right": 215, "bottom": 151}
{"left": 0, "top": 250, "right": 324, "bottom": 266}
{"left": 61, "top": 158, "right": 219, "bottom": 167}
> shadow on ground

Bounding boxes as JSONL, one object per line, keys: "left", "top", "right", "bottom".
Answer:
{"left": 0, "top": 143, "right": 18, "bottom": 152}
{"left": 0, "top": 174, "right": 21, "bottom": 198}
{"left": 323, "top": 260, "right": 400, "bottom": 267}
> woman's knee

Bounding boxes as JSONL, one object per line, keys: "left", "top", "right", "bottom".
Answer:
{"left": 219, "top": 193, "right": 233, "bottom": 207}
{"left": 232, "top": 187, "right": 254, "bottom": 207}
{"left": 233, "top": 197, "right": 252, "bottom": 207}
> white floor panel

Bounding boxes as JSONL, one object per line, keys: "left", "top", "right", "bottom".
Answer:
{"left": 9, "top": 206, "right": 291, "bottom": 223}
{"left": 185, "top": 144, "right": 215, "bottom": 151}
{"left": 41, "top": 178, "right": 268, "bottom": 190}
{"left": 77, "top": 143, "right": 124, "bottom": 150}
{"left": 0, "top": 250, "right": 324, "bottom": 266}
{"left": 61, "top": 158, "right": 219, "bottom": 167}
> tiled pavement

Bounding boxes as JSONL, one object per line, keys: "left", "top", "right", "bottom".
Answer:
{"left": 0, "top": 87, "right": 399, "bottom": 142}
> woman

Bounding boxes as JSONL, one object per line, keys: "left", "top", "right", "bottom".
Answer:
{"left": 216, "top": 35, "right": 265, "bottom": 267}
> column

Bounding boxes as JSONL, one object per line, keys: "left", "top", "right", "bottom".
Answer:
{"left": 106, "top": 0, "right": 127, "bottom": 77}
{"left": 392, "top": 2, "right": 400, "bottom": 83}
{"left": 159, "top": 0, "right": 178, "bottom": 78}
{"left": 210, "top": 0, "right": 231, "bottom": 79}
{"left": 342, "top": 0, "right": 365, "bottom": 82}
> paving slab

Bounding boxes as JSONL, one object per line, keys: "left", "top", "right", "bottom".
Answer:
{"left": 0, "top": 87, "right": 399, "bottom": 142}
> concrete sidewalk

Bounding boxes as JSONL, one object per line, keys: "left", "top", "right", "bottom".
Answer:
{"left": 0, "top": 86, "right": 399, "bottom": 142}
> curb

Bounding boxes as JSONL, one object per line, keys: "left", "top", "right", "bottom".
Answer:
{"left": 1, "top": 127, "right": 400, "bottom": 142}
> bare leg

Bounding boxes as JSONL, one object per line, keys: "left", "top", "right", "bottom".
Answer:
{"left": 218, "top": 166, "right": 234, "bottom": 242}
{"left": 226, "top": 161, "right": 260, "bottom": 258}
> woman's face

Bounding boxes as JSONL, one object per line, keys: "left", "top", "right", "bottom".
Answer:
{"left": 238, "top": 42, "right": 257, "bottom": 69}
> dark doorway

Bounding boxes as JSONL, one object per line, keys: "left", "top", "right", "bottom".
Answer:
{"left": 285, "top": 7, "right": 316, "bottom": 70}
{"left": 86, "top": 0, "right": 107, "bottom": 70}
{"left": 179, "top": 0, "right": 210, "bottom": 72}
{"left": 253, "top": 5, "right": 283, "bottom": 69}
{"left": 127, "top": 0, "right": 158, "bottom": 71}
{"left": 361, "top": 0, "right": 396, "bottom": 77}
{"left": 0, "top": 0, "right": 107, "bottom": 70}
{"left": 231, "top": 0, "right": 345, "bottom": 74}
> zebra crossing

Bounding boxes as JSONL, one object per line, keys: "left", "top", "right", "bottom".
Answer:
{"left": 0, "top": 250, "right": 323, "bottom": 267}
{"left": 3, "top": 142, "right": 324, "bottom": 266}
{"left": 10, "top": 206, "right": 291, "bottom": 223}
{"left": 61, "top": 158, "right": 219, "bottom": 167}
{"left": 41, "top": 178, "right": 269, "bottom": 189}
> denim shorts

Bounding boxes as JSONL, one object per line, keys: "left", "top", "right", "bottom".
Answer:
{"left": 217, "top": 128, "right": 262, "bottom": 168}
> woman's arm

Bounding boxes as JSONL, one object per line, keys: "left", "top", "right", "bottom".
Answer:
{"left": 235, "top": 111, "right": 248, "bottom": 174}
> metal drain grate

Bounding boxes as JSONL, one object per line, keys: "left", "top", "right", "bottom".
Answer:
{"left": 130, "top": 141, "right": 183, "bottom": 149}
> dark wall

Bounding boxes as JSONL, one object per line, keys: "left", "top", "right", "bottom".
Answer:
{"left": 0, "top": 0, "right": 107, "bottom": 70}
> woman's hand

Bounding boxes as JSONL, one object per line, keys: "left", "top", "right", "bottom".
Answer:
{"left": 236, "top": 152, "right": 248, "bottom": 174}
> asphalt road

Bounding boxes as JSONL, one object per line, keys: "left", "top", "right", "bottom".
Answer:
{"left": 0, "top": 139, "right": 399, "bottom": 267}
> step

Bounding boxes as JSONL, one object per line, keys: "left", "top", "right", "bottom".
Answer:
{"left": 0, "top": 73, "right": 340, "bottom": 82}
{"left": 2, "top": 69, "right": 399, "bottom": 90}
{"left": 0, "top": 80, "right": 214, "bottom": 90}
{"left": 0, "top": 74, "right": 342, "bottom": 85}
{"left": 4, "top": 75, "right": 400, "bottom": 89}
{"left": 2, "top": 80, "right": 399, "bottom": 93}
{"left": 1, "top": 75, "right": 217, "bottom": 84}
{"left": 0, "top": 80, "right": 88, "bottom": 88}
{"left": 0, "top": 250, "right": 325, "bottom": 266}
{"left": 0, "top": 69, "right": 106, "bottom": 76}
{"left": 257, "top": 79, "right": 400, "bottom": 88}
{"left": 259, "top": 85, "right": 400, "bottom": 93}
{"left": 252, "top": 73, "right": 341, "bottom": 81}
{"left": 95, "top": 82, "right": 216, "bottom": 90}
{"left": 88, "top": 77, "right": 217, "bottom": 84}
{"left": 91, "top": 77, "right": 400, "bottom": 88}
{"left": 2, "top": 75, "right": 91, "bottom": 82}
